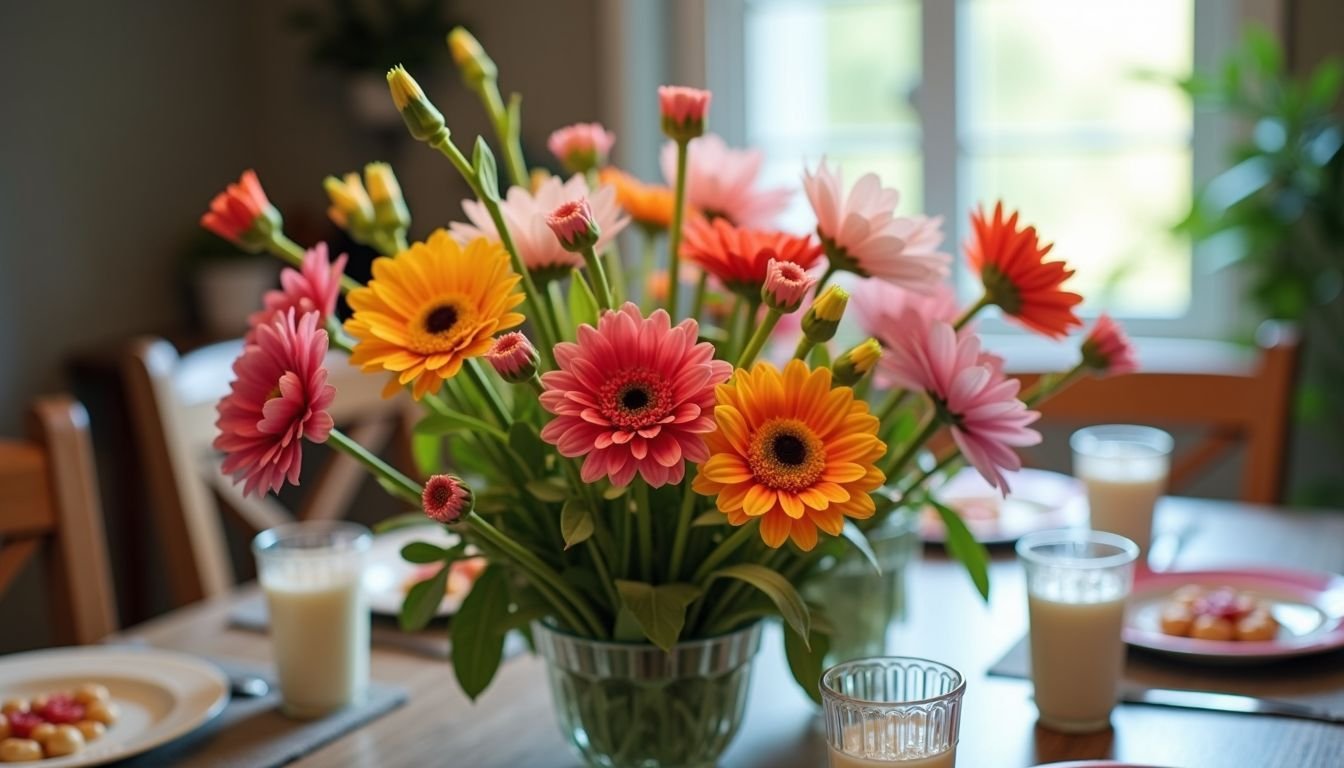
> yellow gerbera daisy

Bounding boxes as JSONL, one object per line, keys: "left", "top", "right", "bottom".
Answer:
{"left": 344, "top": 230, "right": 525, "bottom": 399}
{"left": 693, "top": 360, "right": 886, "bottom": 551}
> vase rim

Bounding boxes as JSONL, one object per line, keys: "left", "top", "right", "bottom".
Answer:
{"left": 531, "top": 618, "right": 763, "bottom": 652}
{"left": 820, "top": 655, "right": 967, "bottom": 708}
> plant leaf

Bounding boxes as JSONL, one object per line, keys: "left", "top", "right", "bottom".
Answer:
{"left": 784, "top": 623, "right": 831, "bottom": 706}
{"left": 473, "top": 136, "right": 500, "bottom": 202}
{"left": 399, "top": 563, "right": 448, "bottom": 632}
{"left": 411, "top": 432, "right": 441, "bottom": 477}
{"left": 374, "top": 512, "right": 434, "bottom": 534}
{"left": 525, "top": 478, "right": 568, "bottom": 502}
{"left": 840, "top": 520, "right": 882, "bottom": 576}
{"left": 508, "top": 421, "right": 546, "bottom": 473}
{"left": 415, "top": 412, "right": 507, "bottom": 442}
{"left": 560, "top": 498, "right": 595, "bottom": 549}
{"left": 614, "top": 580, "right": 701, "bottom": 651}
{"left": 929, "top": 499, "right": 990, "bottom": 601}
{"left": 691, "top": 510, "right": 728, "bottom": 527}
{"left": 451, "top": 564, "right": 510, "bottom": 700}
{"left": 807, "top": 342, "right": 831, "bottom": 368}
{"left": 602, "top": 483, "right": 629, "bottom": 500}
{"left": 569, "top": 268, "right": 600, "bottom": 329}
{"left": 400, "top": 541, "right": 448, "bottom": 564}
{"left": 710, "top": 563, "right": 810, "bottom": 644}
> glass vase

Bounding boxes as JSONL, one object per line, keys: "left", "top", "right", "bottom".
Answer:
{"left": 532, "top": 621, "right": 763, "bottom": 768}
{"left": 805, "top": 508, "right": 919, "bottom": 664}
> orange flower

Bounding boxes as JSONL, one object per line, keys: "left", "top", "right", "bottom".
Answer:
{"left": 680, "top": 217, "right": 823, "bottom": 299}
{"left": 966, "top": 202, "right": 1083, "bottom": 339}
{"left": 599, "top": 167, "right": 676, "bottom": 231}
{"left": 693, "top": 360, "right": 886, "bottom": 551}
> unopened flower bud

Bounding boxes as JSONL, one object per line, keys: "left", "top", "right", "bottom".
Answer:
{"left": 801, "top": 285, "right": 849, "bottom": 343}
{"left": 832, "top": 338, "right": 882, "bottom": 387}
{"left": 201, "top": 169, "right": 283, "bottom": 253}
{"left": 364, "top": 162, "right": 411, "bottom": 232}
{"left": 422, "top": 474, "right": 473, "bottom": 524}
{"left": 448, "top": 27, "right": 497, "bottom": 88}
{"left": 387, "top": 66, "right": 448, "bottom": 144}
{"left": 486, "top": 332, "right": 540, "bottom": 383}
{"left": 546, "top": 199, "right": 601, "bottom": 252}
{"left": 658, "top": 85, "right": 711, "bottom": 143}
{"left": 323, "top": 173, "right": 375, "bottom": 233}
{"left": 761, "top": 258, "right": 816, "bottom": 313}
{"left": 547, "top": 122, "right": 615, "bottom": 175}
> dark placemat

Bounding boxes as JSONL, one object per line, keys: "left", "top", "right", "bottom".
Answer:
{"left": 988, "top": 634, "right": 1344, "bottom": 713}
{"left": 117, "top": 657, "right": 406, "bottom": 768}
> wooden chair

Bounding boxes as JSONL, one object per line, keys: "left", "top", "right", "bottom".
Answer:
{"left": 0, "top": 396, "right": 118, "bottom": 644}
{"left": 1022, "top": 322, "right": 1300, "bottom": 504}
{"left": 121, "top": 337, "right": 416, "bottom": 607}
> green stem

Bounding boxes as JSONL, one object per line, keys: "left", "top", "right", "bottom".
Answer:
{"left": 463, "top": 359, "right": 513, "bottom": 428}
{"left": 901, "top": 451, "right": 961, "bottom": 499}
{"left": 881, "top": 412, "right": 943, "bottom": 479}
{"left": 466, "top": 512, "right": 606, "bottom": 637}
{"left": 325, "top": 318, "right": 355, "bottom": 355}
{"left": 325, "top": 428, "right": 420, "bottom": 505}
{"left": 793, "top": 336, "right": 816, "bottom": 361}
{"left": 954, "top": 294, "right": 992, "bottom": 330}
{"left": 634, "top": 479, "right": 654, "bottom": 582}
{"left": 394, "top": 231, "right": 409, "bottom": 252}
{"left": 640, "top": 229, "right": 659, "bottom": 313}
{"left": 736, "top": 308, "right": 782, "bottom": 369}
{"left": 691, "top": 519, "right": 759, "bottom": 585}
{"left": 876, "top": 389, "right": 911, "bottom": 425}
{"left": 1025, "top": 361, "right": 1087, "bottom": 407}
{"left": 814, "top": 262, "right": 840, "bottom": 297}
{"left": 586, "top": 539, "right": 619, "bottom": 611}
{"left": 479, "top": 84, "right": 529, "bottom": 188}
{"left": 690, "top": 272, "right": 710, "bottom": 322}
{"left": 581, "top": 245, "right": 614, "bottom": 310}
{"left": 270, "top": 233, "right": 363, "bottom": 295}
{"left": 667, "top": 470, "right": 699, "bottom": 582}
{"left": 667, "top": 140, "right": 691, "bottom": 315}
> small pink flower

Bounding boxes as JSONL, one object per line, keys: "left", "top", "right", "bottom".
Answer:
{"left": 452, "top": 174, "right": 629, "bottom": 280}
{"left": 661, "top": 135, "right": 791, "bottom": 227}
{"left": 423, "top": 475, "right": 473, "bottom": 524}
{"left": 201, "top": 169, "right": 281, "bottom": 251}
{"left": 658, "top": 86, "right": 711, "bottom": 139}
{"left": 546, "top": 198, "right": 601, "bottom": 252}
{"left": 539, "top": 302, "right": 732, "bottom": 488}
{"left": 762, "top": 258, "right": 816, "bottom": 313}
{"left": 247, "top": 243, "right": 348, "bottom": 340}
{"left": 547, "top": 122, "right": 615, "bottom": 174}
{"left": 214, "top": 310, "right": 336, "bottom": 497}
{"left": 803, "top": 158, "right": 950, "bottom": 291}
{"left": 486, "top": 332, "right": 539, "bottom": 383}
{"left": 882, "top": 321, "right": 1041, "bottom": 492}
{"left": 1081, "top": 314, "right": 1139, "bottom": 377}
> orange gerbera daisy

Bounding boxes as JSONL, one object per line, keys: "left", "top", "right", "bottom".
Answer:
{"left": 344, "top": 230, "right": 525, "bottom": 399}
{"left": 693, "top": 360, "right": 886, "bottom": 551}
{"left": 680, "top": 217, "right": 823, "bottom": 299}
{"left": 599, "top": 167, "right": 676, "bottom": 231}
{"left": 965, "top": 202, "right": 1083, "bottom": 339}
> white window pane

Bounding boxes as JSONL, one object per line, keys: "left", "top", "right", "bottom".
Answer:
{"left": 962, "top": 0, "right": 1193, "bottom": 139}
{"left": 964, "top": 148, "right": 1192, "bottom": 317}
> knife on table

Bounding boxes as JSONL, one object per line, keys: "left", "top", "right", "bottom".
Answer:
{"left": 1121, "top": 687, "right": 1344, "bottom": 725}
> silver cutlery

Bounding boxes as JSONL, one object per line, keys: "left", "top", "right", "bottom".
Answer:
{"left": 1122, "top": 687, "right": 1344, "bottom": 724}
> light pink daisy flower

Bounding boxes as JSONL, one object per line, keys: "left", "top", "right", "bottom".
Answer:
{"left": 547, "top": 122, "right": 616, "bottom": 174}
{"left": 539, "top": 302, "right": 732, "bottom": 488}
{"left": 854, "top": 278, "right": 962, "bottom": 388}
{"left": 1081, "top": 313, "right": 1139, "bottom": 377}
{"left": 882, "top": 321, "right": 1040, "bottom": 492}
{"left": 452, "top": 174, "right": 629, "bottom": 280}
{"left": 247, "top": 243, "right": 348, "bottom": 340}
{"left": 660, "top": 134, "right": 792, "bottom": 227}
{"left": 214, "top": 310, "right": 337, "bottom": 497}
{"left": 803, "top": 158, "right": 950, "bottom": 291}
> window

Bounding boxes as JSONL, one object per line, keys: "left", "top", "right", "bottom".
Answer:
{"left": 696, "top": 0, "right": 1266, "bottom": 338}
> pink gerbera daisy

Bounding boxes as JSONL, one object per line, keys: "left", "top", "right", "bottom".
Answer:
{"left": 452, "top": 174, "right": 629, "bottom": 281}
{"left": 547, "top": 122, "right": 616, "bottom": 174}
{"left": 803, "top": 158, "right": 950, "bottom": 291}
{"left": 882, "top": 321, "right": 1040, "bottom": 492}
{"left": 214, "top": 310, "right": 337, "bottom": 497}
{"left": 855, "top": 278, "right": 962, "bottom": 388}
{"left": 660, "top": 134, "right": 791, "bottom": 227}
{"left": 1081, "top": 313, "right": 1139, "bottom": 377}
{"left": 539, "top": 302, "right": 732, "bottom": 488}
{"left": 247, "top": 243, "right": 348, "bottom": 340}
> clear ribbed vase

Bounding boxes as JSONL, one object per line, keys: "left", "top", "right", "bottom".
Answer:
{"left": 532, "top": 621, "right": 763, "bottom": 768}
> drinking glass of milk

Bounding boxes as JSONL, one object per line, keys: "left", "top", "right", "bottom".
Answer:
{"left": 821, "top": 656, "right": 965, "bottom": 767}
{"left": 253, "top": 521, "right": 372, "bottom": 719}
{"left": 1071, "top": 425, "right": 1173, "bottom": 559}
{"left": 1017, "top": 529, "right": 1139, "bottom": 733}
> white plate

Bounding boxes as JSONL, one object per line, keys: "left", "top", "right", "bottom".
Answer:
{"left": 364, "top": 525, "right": 466, "bottom": 617}
{"left": 921, "top": 467, "right": 1086, "bottom": 545}
{"left": 0, "top": 647, "right": 228, "bottom": 767}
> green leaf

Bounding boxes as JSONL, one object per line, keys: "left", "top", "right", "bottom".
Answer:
{"left": 473, "top": 136, "right": 500, "bottom": 203}
{"left": 807, "top": 342, "right": 831, "bottom": 369}
{"left": 1306, "top": 59, "right": 1344, "bottom": 113}
{"left": 448, "top": 433, "right": 497, "bottom": 482}
{"left": 452, "top": 565, "right": 510, "bottom": 700}
{"left": 412, "top": 432, "right": 441, "bottom": 477}
{"left": 614, "top": 580, "right": 701, "bottom": 651}
{"left": 508, "top": 421, "right": 546, "bottom": 473}
{"left": 710, "top": 564, "right": 810, "bottom": 644}
{"left": 691, "top": 510, "right": 728, "bottom": 527}
{"left": 929, "top": 499, "right": 990, "bottom": 601}
{"left": 400, "top": 541, "right": 448, "bottom": 564}
{"left": 375, "top": 512, "right": 434, "bottom": 534}
{"left": 602, "top": 483, "right": 629, "bottom": 500}
{"left": 525, "top": 478, "right": 568, "bottom": 502}
{"left": 560, "top": 498, "right": 595, "bottom": 549}
{"left": 415, "top": 412, "right": 507, "bottom": 442}
{"left": 840, "top": 520, "right": 882, "bottom": 576}
{"left": 568, "top": 268, "right": 600, "bottom": 329}
{"left": 399, "top": 563, "right": 448, "bottom": 632}
{"left": 784, "top": 623, "right": 831, "bottom": 706}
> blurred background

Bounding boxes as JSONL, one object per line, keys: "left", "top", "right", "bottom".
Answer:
{"left": 1, "top": 0, "right": 1340, "bottom": 649}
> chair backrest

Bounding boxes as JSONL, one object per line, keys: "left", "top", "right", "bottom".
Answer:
{"left": 0, "top": 396, "right": 118, "bottom": 644}
{"left": 121, "top": 337, "right": 414, "bottom": 606}
{"left": 1022, "top": 322, "right": 1300, "bottom": 504}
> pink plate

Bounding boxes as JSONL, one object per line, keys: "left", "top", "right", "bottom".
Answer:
{"left": 921, "top": 467, "right": 1085, "bottom": 545}
{"left": 1124, "top": 567, "right": 1344, "bottom": 662}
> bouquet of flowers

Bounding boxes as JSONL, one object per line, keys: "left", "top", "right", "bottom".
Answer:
{"left": 205, "top": 26, "right": 1136, "bottom": 739}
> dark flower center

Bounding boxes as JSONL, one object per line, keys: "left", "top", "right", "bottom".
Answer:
{"left": 747, "top": 418, "right": 827, "bottom": 492}
{"left": 772, "top": 434, "right": 807, "bottom": 466}
{"left": 430, "top": 484, "right": 452, "bottom": 506}
{"left": 598, "top": 368, "right": 673, "bottom": 431}
{"left": 425, "top": 305, "right": 460, "bottom": 334}
{"left": 621, "top": 387, "right": 651, "bottom": 411}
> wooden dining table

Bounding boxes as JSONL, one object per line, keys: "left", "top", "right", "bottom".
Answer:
{"left": 115, "top": 496, "right": 1344, "bottom": 767}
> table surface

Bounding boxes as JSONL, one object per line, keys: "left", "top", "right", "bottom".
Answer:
{"left": 117, "top": 496, "right": 1344, "bottom": 768}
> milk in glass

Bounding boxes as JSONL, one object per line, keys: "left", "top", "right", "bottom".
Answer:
{"left": 263, "top": 567, "right": 369, "bottom": 717}
{"left": 1076, "top": 450, "right": 1167, "bottom": 555}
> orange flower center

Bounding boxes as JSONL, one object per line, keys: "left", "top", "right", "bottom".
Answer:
{"left": 409, "top": 295, "right": 478, "bottom": 355}
{"left": 599, "top": 368, "right": 672, "bottom": 430}
{"left": 748, "top": 418, "right": 826, "bottom": 492}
